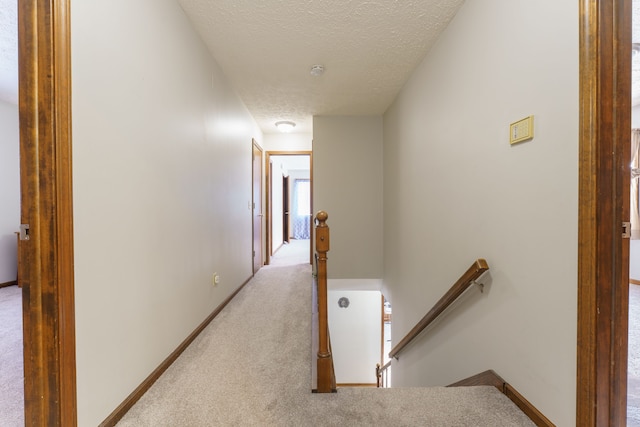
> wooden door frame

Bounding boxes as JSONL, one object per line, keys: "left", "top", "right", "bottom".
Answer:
{"left": 264, "top": 151, "right": 313, "bottom": 265}
{"left": 252, "top": 140, "right": 264, "bottom": 274}
{"left": 577, "top": 0, "right": 631, "bottom": 425}
{"left": 18, "top": 0, "right": 77, "bottom": 425}
{"left": 283, "top": 175, "right": 290, "bottom": 244}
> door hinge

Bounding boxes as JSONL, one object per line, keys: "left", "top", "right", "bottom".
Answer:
{"left": 19, "top": 224, "right": 30, "bottom": 241}
{"left": 623, "top": 221, "right": 632, "bottom": 238}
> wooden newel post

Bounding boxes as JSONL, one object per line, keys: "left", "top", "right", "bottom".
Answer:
{"left": 315, "top": 210, "right": 333, "bottom": 392}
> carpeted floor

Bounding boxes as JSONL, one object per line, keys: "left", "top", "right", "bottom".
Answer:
{"left": 629, "top": 283, "right": 640, "bottom": 426}
{"left": 269, "top": 239, "right": 310, "bottom": 267}
{"left": 115, "top": 263, "right": 535, "bottom": 426}
{"left": 0, "top": 285, "right": 24, "bottom": 427}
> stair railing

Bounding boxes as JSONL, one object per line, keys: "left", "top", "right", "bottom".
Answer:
{"left": 389, "top": 259, "right": 489, "bottom": 360}
{"left": 314, "top": 211, "right": 336, "bottom": 392}
{"left": 376, "top": 360, "right": 392, "bottom": 388}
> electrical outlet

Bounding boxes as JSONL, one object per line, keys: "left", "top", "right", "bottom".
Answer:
{"left": 212, "top": 273, "right": 220, "bottom": 286}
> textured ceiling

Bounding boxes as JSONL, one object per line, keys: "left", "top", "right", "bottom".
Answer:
{"left": 2, "top": 3, "right": 640, "bottom": 123}
{"left": 177, "top": 0, "right": 465, "bottom": 133}
{"left": 0, "top": 0, "right": 17, "bottom": 105}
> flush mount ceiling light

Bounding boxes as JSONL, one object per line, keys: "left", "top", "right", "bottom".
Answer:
{"left": 310, "top": 64, "right": 325, "bottom": 77}
{"left": 275, "top": 121, "right": 296, "bottom": 133}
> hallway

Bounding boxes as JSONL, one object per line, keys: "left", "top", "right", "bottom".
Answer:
{"left": 114, "top": 262, "right": 533, "bottom": 426}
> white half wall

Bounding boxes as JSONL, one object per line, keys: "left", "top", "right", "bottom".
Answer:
{"left": 382, "top": 1, "right": 578, "bottom": 426}
{"left": 328, "top": 290, "right": 381, "bottom": 384}
{"left": 313, "top": 116, "right": 383, "bottom": 279}
{"left": 71, "top": 0, "right": 262, "bottom": 424}
{"left": 0, "top": 99, "right": 19, "bottom": 283}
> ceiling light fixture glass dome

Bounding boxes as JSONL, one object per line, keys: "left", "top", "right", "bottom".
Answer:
{"left": 275, "top": 121, "right": 296, "bottom": 133}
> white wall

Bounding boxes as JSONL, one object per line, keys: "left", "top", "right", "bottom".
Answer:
{"left": 632, "top": 105, "right": 640, "bottom": 280}
{"left": 262, "top": 133, "right": 312, "bottom": 152}
{"left": 0, "top": 100, "right": 19, "bottom": 283}
{"left": 71, "top": 1, "right": 262, "bottom": 424}
{"left": 633, "top": 104, "right": 640, "bottom": 128}
{"left": 328, "top": 290, "right": 381, "bottom": 384}
{"left": 382, "top": 1, "right": 578, "bottom": 426}
{"left": 271, "top": 159, "right": 285, "bottom": 253}
{"left": 313, "top": 116, "right": 383, "bottom": 279}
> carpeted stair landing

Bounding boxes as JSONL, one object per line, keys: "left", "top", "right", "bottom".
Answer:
{"left": 116, "top": 264, "right": 535, "bottom": 426}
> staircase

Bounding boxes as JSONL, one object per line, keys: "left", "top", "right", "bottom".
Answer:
{"left": 311, "top": 212, "right": 552, "bottom": 427}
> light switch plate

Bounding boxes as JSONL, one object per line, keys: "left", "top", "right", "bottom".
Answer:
{"left": 510, "top": 115, "right": 534, "bottom": 145}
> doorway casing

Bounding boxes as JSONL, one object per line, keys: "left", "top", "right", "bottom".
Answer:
{"left": 576, "top": 0, "right": 631, "bottom": 425}
{"left": 264, "top": 151, "right": 313, "bottom": 266}
{"left": 18, "top": 0, "right": 77, "bottom": 425}
{"left": 252, "top": 140, "right": 264, "bottom": 274}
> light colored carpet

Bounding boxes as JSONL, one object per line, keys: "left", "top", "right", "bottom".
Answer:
{"left": 269, "top": 239, "right": 310, "bottom": 267}
{"left": 116, "top": 264, "right": 535, "bottom": 426}
{"left": 0, "top": 285, "right": 24, "bottom": 427}
{"left": 629, "top": 283, "right": 640, "bottom": 426}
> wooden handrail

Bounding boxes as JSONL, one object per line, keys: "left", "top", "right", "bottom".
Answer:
{"left": 314, "top": 211, "right": 336, "bottom": 393}
{"left": 388, "top": 259, "right": 489, "bottom": 359}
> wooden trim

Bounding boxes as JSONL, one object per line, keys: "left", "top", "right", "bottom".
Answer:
{"left": 336, "top": 383, "right": 377, "bottom": 388}
{"left": 448, "top": 370, "right": 554, "bottom": 427}
{"left": 388, "top": 259, "right": 489, "bottom": 359}
{"left": 630, "top": 278, "right": 640, "bottom": 286}
{"left": 504, "top": 384, "right": 555, "bottom": 427}
{"left": 264, "top": 151, "right": 312, "bottom": 266}
{"left": 18, "top": 0, "right": 77, "bottom": 425}
{"left": 252, "top": 140, "right": 263, "bottom": 274}
{"left": 577, "top": 0, "right": 631, "bottom": 425}
{"left": 99, "top": 276, "right": 253, "bottom": 426}
{"left": 380, "top": 294, "right": 384, "bottom": 369}
{"left": 448, "top": 369, "right": 506, "bottom": 392}
{"left": 0, "top": 281, "right": 18, "bottom": 289}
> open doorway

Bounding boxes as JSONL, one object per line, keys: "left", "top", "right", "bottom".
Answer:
{"left": 265, "top": 151, "right": 312, "bottom": 266}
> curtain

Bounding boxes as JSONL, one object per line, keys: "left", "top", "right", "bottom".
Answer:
{"left": 632, "top": 129, "right": 640, "bottom": 239}
{"left": 292, "top": 179, "right": 310, "bottom": 239}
